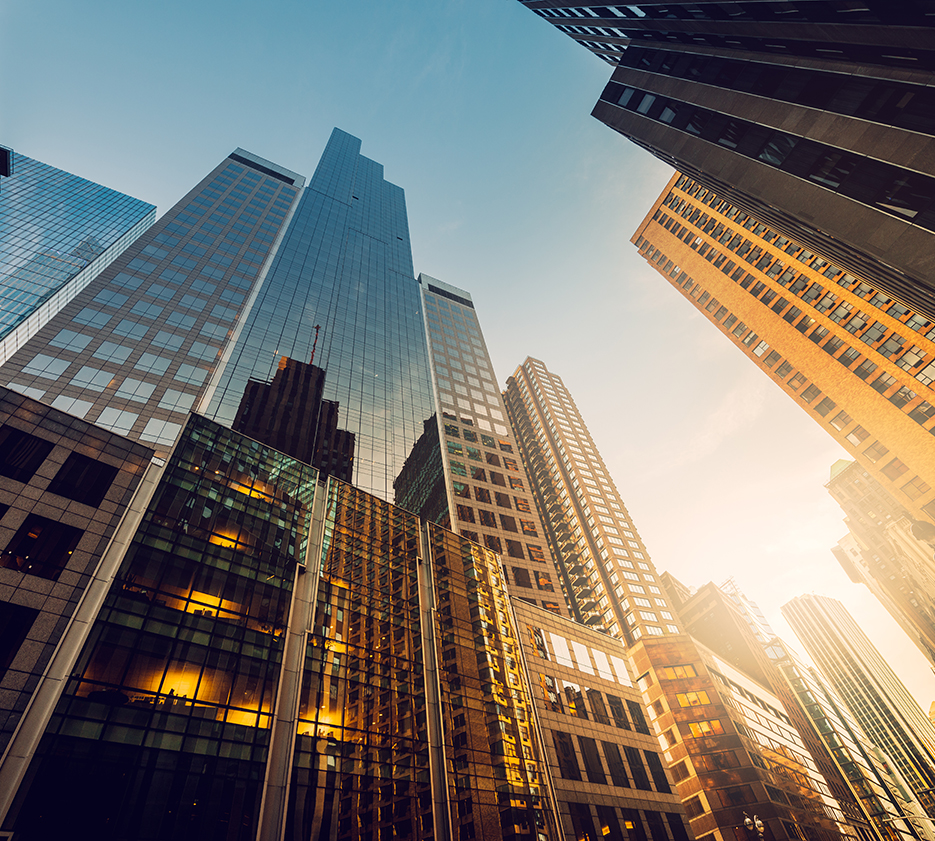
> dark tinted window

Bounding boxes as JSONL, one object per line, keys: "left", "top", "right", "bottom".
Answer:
{"left": 1, "top": 514, "right": 82, "bottom": 580}
{"left": 47, "top": 453, "right": 120, "bottom": 507}
{"left": 0, "top": 426, "right": 54, "bottom": 483}
{"left": 0, "top": 601, "right": 40, "bottom": 678}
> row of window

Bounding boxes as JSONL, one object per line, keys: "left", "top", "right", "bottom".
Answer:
{"left": 606, "top": 82, "right": 935, "bottom": 231}
{"left": 640, "top": 237, "right": 934, "bottom": 503}
{"left": 662, "top": 179, "right": 935, "bottom": 360}
{"left": 621, "top": 44, "right": 935, "bottom": 136}
{"left": 552, "top": 729, "right": 671, "bottom": 794}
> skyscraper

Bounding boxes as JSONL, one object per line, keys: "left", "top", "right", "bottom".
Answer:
{"left": 0, "top": 147, "right": 304, "bottom": 453}
{"left": 415, "top": 279, "right": 565, "bottom": 615}
{"left": 783, "top": 594, "right": 935, "bottom": 816}
{"left": 203, "top": 131, "right": 434, "bottom": 501}
{"left": 828, "top": 459, "right": 935, "bottom": 671}
{"left": 675, "top": 578, "right": 932, "bottom": 841}
{"left": 504, "top": 356, "right": 680, "bottom": 641}
{"left": 0, "top": 132, "right": 690, "bottom": 841}
{"left": 632, "top": 172, "right": 935, "bottom": 525}
{"left": 516, "top": 0, "right": 935, "bottom": 321}
{"left": 0, "top": 131, "right": 436, "bottom": 495}
{"left": 0, "top": 151, "right": 155, "bottom": 366}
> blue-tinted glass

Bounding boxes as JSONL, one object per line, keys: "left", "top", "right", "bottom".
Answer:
{"left": 0, "top": 153, "right": 155, "bottom": 358}
{"left": 204, "top": 129, "right": 434, "bottom": 500}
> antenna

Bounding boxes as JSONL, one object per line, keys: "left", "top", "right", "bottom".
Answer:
{"left": 310, "top": 324, "right": 322, "bottom": 365}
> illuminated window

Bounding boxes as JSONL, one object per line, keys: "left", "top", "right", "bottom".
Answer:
{"left": 687, "top": 719, "right": 724, "bottom": 737}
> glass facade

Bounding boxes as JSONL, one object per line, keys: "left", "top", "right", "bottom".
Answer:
{"left": 0, "top": 151, "right": 302, "bottom": 454}
{"left": 205, "top": 129, "right": 435, "bottom": 501}
{"left": 782, "top": 595, "right": 935, "bottom": 817}
{"left": 5, "top": 414, "right": 318, "bottom": 840}
{"left": 288, "top": 480, "right": 431, "bottom": 840}
{"left": 0, "top": 152, "right": 155, "bottom": 365}
{"left": 420, "top": 277, "right": 564, "bottom": 614}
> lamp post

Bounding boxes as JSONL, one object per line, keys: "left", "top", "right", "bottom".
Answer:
{"left": 743, "top": 813, "right": 766, "bottom": 839}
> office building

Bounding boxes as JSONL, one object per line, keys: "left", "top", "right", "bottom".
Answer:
{"left": 413, "top": 280, "right": 567, "bottom": 616}
{"left": 516, "top": 599, "right": 690, "bottom": 841}
{"left": 504, "top": 357, "right": 680, "bottom": 641}
{"left": 633, "top": 630, "right": 863, "bottom": 841}
{"left": 501, "top": 358, "right": 876, "bottom": 840}
{"left": 0, "top": 387, "right": 154, "bottom": 757}
{"left": 827, "top": 459, "right": 935, "bottom": 671}
{"left": 203, "top": 132, "right": 435, "bottom": 501}
{"left": 632, "top": 172, "right": 935, "bottom": 525}
{"left": 783, "top": 594, "right": 935, "bottom": 816}
{"left": 773, "top": 641, "right": 935, "bottom": 841}
{"left": 0, "top": 131, "right": 436, "bottom": 498}
{"left": 516, "top": 1, "right": 935, "bottom": 322}
{"left": 0, "top": 150, "right": 155, "bottom": 366}
{"left": 666, "top": 577, "right": 928, "bottom": 841}
{"left": 0, "top": 147, "right": 304, "bottom": 454}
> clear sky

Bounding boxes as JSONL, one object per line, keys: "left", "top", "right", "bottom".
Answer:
{"left": 3, "top": 0, "right": 933, "bottom": 707}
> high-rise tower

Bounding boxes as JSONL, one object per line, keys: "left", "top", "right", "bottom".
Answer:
{"left": 783, "top": 593, "right": 935, "bottom": 816}
{"left": 827, "top": 459, "right": 935, "bottom": 671}
{"left": 517, "top": 0, "right": 935, "bottom": 321}
{"left": 0, "top": 133, "right": 690, "bottom": 841}
{"left": 504, "top": 356, "right": 679, "bottom": 641}
{"left": 0, "top": 148, "right": 304, "bottom": 453}
{"left": 204, "top": 131, "right": 434, "bottom": 500}
{"left": 632, "top": 172, "right": 935, "bottom": 525}
{"left": 0, "top": 151, "right": 155, "bottom": 365}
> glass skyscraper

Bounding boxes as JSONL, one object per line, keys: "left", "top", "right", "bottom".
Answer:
{"left": 0, "top": 131, "right": 434, "bottom": 501}
{"left": 0, "top": 148, "right": 303, "bottom": 452}
{"left": 783, "top": 594, "right": 935, "bottom": 817}
{"left": 0, "top": 152, "right": 155, "bottom": 366}
{"left": 204, "top": 130, "right": 435, "bottom": 501}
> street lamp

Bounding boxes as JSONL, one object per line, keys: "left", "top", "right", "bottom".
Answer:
{"left": 743, "top": 813, "right": 766, "bottom": 839}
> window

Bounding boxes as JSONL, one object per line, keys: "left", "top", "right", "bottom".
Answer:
{"left": 902, "top": 476, "right": 931, "bottom": 501}
{"left": 864, "top": 440, "right": 889, "bottom": 462}
{"left": 683, "top": 797, "right": 705, "bottom": 819}
{"left": 536, "top": 571, "right": 554, "bottom": 592}
{"left": 687, "top": 719, "right": 724, "bottom": 737}
{"left": 456, "top": 505, "right": 475, "bottom": 523}
{"left": 512, "top": 567, "right": 532, "bottom": 588}
{"left": 0, "top": 427, "right": 54, "bottom": 483}
{"left": 553, "top": 731, "right": 581, "bottom": 781}
{"left": 881, "top": 457, "right": 909, "bottom": 481}
{"left": 47, "top": 454, "right": 119, "bottom": 507}
{"left": 676, "top": 691, "right": 710, "bottom": 707}
{"left": 1, "top": 514, "right": 83, "bottom": 580}
{"left": 845, "top": 426, "right": 869, "bottom": 447}
{"left": 0, "top": 602, "right": 40, "bottom": 680}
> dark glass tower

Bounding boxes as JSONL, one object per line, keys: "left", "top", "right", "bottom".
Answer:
{"left": 517, "top": 1, "right": 935, "bottom": 321}
{"left": 204, "top": 129, "right": 435, "bottom": 501}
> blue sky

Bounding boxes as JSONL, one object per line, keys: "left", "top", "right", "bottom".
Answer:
{"left": 3, "top": 0, "right": 932, "bottom": 704}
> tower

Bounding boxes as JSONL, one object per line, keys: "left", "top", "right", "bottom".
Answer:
{"left": 503, "top": 356, "right": 679, "bottom": 641}
{"left": 0, "top": 150, "right": 155, "bottom": 365}
{"left": 783, "top": 593, "right": 935, "bottom": 816}
{"left": 632, "top": 172, "right": 935, "bottom": 525}
{"left": 516, "top": 0, "right": 935, "bottom": 321}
